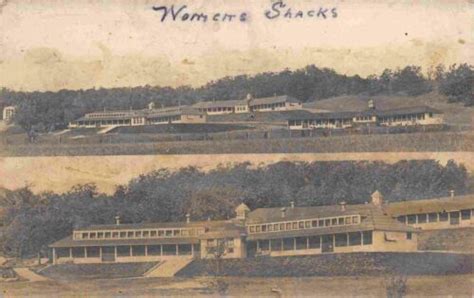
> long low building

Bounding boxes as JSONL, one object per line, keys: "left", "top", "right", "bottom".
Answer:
{"left": 288, "top": 105, "right": 444, "bottom": 130}
{"left": 193, "top": 94, "right": 302, "bottom": 115}
{"left": 48, "top": 191, "right": 474, "bottom": 264}
{"left": 68, "top": 106, "right": 206, "bottom": 128}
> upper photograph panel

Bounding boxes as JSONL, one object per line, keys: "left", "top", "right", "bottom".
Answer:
{"left": 0, "top": 0, "right": 472, "bottom": 157}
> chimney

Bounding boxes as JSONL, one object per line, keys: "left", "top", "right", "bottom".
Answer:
{"left": 450, "top": 190, "right": 455, "bottom": 198}
{"left": 280, "top": 207, "right": 287, "bottom": 218}
{"left": 186, "top": 213, "right": 191, "bottom": 224}
{"left": 290, "top": 201, "right": 295, "bottom": 209}
{"left": 115, "top": 216, "right": 120, "bottom": 226}
{"left": 368, "top": 99, "right": 375, "bottom": 110}
{"left": 371, "top": 190, "right": 384, "bottom": 206}
{"left": 339, "top": 201, "right": 347, "bottom": 212}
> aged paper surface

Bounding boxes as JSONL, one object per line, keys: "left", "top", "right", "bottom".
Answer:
{"left": 0, "top": 0, "right": 473, "bottom": 296}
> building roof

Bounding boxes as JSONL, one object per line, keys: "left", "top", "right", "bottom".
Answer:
{"left": 385, "top": 194, "right": 474, "bottom": 217}
{"left": 75, "top": 219, "right": 234, "bottom": 232}
{"left": 192, "top": 100, "right": 248, "bottom": 109}
{"left": 246, "top": 203, "right": 418, "bottom": 235}
{"left": 287, "top": 105, "right": 443, "bottom": 121}
{"left": 49, "top": 236, "right": 199, "bottom": 248}
{"left": 249, "top": 95, "right": 300, "bottom": 106}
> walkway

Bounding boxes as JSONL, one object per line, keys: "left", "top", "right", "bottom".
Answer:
{"left": 13, "top": 267, "right": 49, "bottom": 282}
{"left": 144, "top": 258, "right": 193, "bottom": 277}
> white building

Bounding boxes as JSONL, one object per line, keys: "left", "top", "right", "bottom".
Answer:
{"left": 2, "top": 106, "right": 16, "bottom": 123}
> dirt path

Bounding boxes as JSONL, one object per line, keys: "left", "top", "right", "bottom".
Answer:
{"left": 13, "top": 268, "right": 49, "bottom": 282}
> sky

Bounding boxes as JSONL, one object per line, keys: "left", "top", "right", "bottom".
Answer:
{"left": 0, "top": 0, "right": 472, "bottom": 91}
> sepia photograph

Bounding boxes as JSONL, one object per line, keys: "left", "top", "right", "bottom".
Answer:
{"left": 0, "top": 0, "right": 473, "bottom": 296}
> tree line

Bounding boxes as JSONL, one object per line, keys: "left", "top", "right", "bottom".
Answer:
{"left": 0, "top": 159, "right": 469, "bottom": 258}
{"left": 0, "top": 63, "right": 472, "bottom": 132}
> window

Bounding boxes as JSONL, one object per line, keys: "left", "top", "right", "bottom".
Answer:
{"left": 82, "top": 233, "right": 89, "bottom": 239}
{"left": 406, "top": 232, "right": 412, "bottom": 240}
{"left": 312, "top": 220, "right": 318, "bottom": 228}
{"left": 165, "top": 230, "right": 172, "bottom": 237}
{"left": 397, "top": 216, "right": 406, "bottom": 223}
{"left": 305, "top": 221, "right": 311, "bottom": 228}
{"left": 325, "top": 219, "right": 331, "bottom": 226}
{"left": 292, "top": 222, "right": 298, "bottom": 229}
{"left": 428, "top": 213, "right": 438, "bottom": 222}
{"left": 345, "top": 217, "right": 351, "bottom": 224}
{"left": 338, "top": 218, "right": 344, "bottom": 225}
{"left": 120, "top": 232, "right": 126, "bottom": 238}
{"left": 308, "top": 236, "right": 321, "bottom": 248}
{"left": 407, "top": 215, "right": 417, "bottom": 224}
{"left": 143, "top": 231, "right": 149, "bottom": 237}
{"left": 104, "top": 232, "right": 111, "bottom": 239}
{"left": 112, "top": 232, "right": 119, "bottom": 238}
{"left": 158, "top": 230, "right": 165, "bottom": 237}
{"left": 131, "top": 246, "right": 146, "bottom": 256}
{"left": 173, "top": 230, "right": 180, "bottom": 236}
{"left": 296, "top": 237, "right": 307, "bottom": 250}
{"left": 255, "top": 226, "right": 261, "bottom": 233}
{"left": 268, "top": 225, "right": 273, "bottom": 232}
{"left": 331, "top": 218, "right": 338, "bottom": 225}
{"left": 362, "top": 231, "right": 372, "bottom": 245}
{"left": 181, "top": 230, "right": 189, "bottom": 236}
{"left": 283, "top": 238, "right": 294, "bottom": 250}
{"left": 335, "top": 234, "right": 348, "bottom": 247}
{"left": 127, "top": 231, "right": 134, "bottom": 238}
{"left": 261, "top": 225, "right": 267, "bottom": 232}
{"left": 298, "top": 222, "right": 305, "bottom": 229}
{"left": 417, "top": 214, "right": 427, "bottom": 224}
{"left": 150, "top": 230, "right": 157, "bottom": 237}
{"left": 439, "top": 212, "right": 449, "bottom": 222}
{"left": 280, "top": 223, "right": 286, "bottom": 230}
{"left": 89, "top": 233, "right": 97, "bottom": 239}
{"left": 86, "top": 247, "right": 100, "bottom": 258}
{"left": 274, "top": 224, "right": 280, "bottom": 231}
{"left": 134, "top": 231, "right": 142, "bottom": 238}
{"left": 319, "top": 219, "right": 325, "bottom": 227}
{"left": 349, "top": 232, "right": 362, "bottom": 246}
{"left": 461, "top": 210, "right": 471, "bottom": 220}
{"left": 259, "top": 240, "right": 269, "bottom": 251}
{"left": 249, "top": 226, "right": 255, "bottom": 233}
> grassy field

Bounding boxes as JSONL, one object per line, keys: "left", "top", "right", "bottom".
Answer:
{"left": 1, "top": 131, "right": 472, "bottom": 157}
{"left": 0, "top": 274, "right": 471, "bottom": 296}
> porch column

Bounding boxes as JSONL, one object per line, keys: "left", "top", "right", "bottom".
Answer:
{"left": 130, "top": 245, "right": 132, "bottom": 257}
{"left": 85, "top": 247, "right": 88, "bottom": 258}
{"left": 145, "top": 245, "right": 148, "bottom": 256}
{"left": 114, "top": 246, "right": 117, "bottom": 260}
{"left": 306, "top": 237, "right": 310, "bottom": 249}
{"left": 293, "top": 238, "right": 296, "bottom": 250}
{"left": 332, "top": 234, "right": 335, "bottom": 249}
{"left": 256, "top": 240, "right": 260, "bottom": 251}
{"left": 99, "top": 247, "right": 103, "bottom": 260}
{"left": 191, "top": 244, "right": 194, "bottom": 256}
{"left": 69, "top": 248, "right": 73, "bottom": 259}
{"left": 52, "top": 248, "right": 57, "bottom": 265}
{"left": 176, "top": 244, "right": 179, "bottom": 256}
{"left": 361, "top": 232, "right": 364, "bottom": 245}
{"left": 280, "top": 239, "right": 283, "bottom": 251}
{"left": 346, "top": 233, "right": 349, "bottom": 246}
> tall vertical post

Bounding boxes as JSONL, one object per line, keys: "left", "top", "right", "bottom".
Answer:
{"left": 176, "top": 244, "right": 179, "bottom": 256}
{"left": 52, "top": 248, "right": 57, "bottom": 265}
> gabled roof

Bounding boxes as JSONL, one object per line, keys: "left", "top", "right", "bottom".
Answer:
{"left": 385, "top": 194, "right": 474, "bottom": 217}
{"left": 287, "top": 105, "right": 443, "bottom": 121}
{"left": 246, "top": 203, "right": 418, "bottom": 234}
{"left": 192, "top": 100, "right": 247, "bottom": 109}
{"left": 250, "top": 95, "right": 300, "bottom": 106}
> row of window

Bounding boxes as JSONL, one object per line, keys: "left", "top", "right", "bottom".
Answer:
{"left": 247, "top": 215, "right": 361, "bottom": 234}
{"left": 252, "top": 102, "right": 286, "bottom": 110}
{"left": 74, "top": 228, "right": 205, "bottom": 240}
{"left": 251, "top": 231, "right": 373, "bottom": 252}
{"left": 76, "top": 119, "right": 131, "bottom": 126}
{"left": 397, "top": 209, "right": 472, "bottom": 225}
{"left": 204, "top": 107, "right": 234, "bottom": 113}
{"left": 289, "top": 119, "right": 352, "bottom": 127}
{"left": 56, "top": 244, "right": 200, "bottom": 258}
{"left": 355, "top": 116, "right": 373, "bottom": 121}
{"left": 148, "top": 115, "right": 181, "bottom": 123}
{"left": 86, "top": 113, "right": 129, "bottom": 118}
